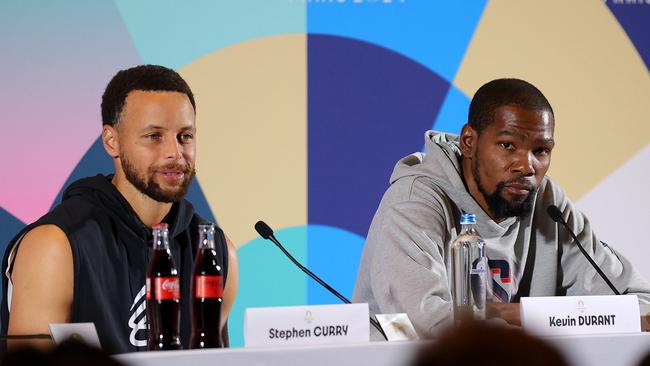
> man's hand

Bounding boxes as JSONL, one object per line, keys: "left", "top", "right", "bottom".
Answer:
{"left": 641, "top": 313, "right": 650, "bottom": 331}
{"left": 486, "top": 301, "right": 521, "bottom": 326}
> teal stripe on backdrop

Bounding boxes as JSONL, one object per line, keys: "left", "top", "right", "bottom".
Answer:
{"left": 307, "top": 0, "right": 487, "bottom": 82}
{"left": 229, "top": 226, "right": 308, "bottom": 348}
{"left": 112, "top": 0, "right": 307, "bottom": 69}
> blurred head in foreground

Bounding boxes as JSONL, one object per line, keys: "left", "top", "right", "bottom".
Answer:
{"left": 411, "top": 322, "right": 568, "bottom": 366}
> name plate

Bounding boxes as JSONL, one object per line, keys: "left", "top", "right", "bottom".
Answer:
{"left": 49, "top": 323, "right": 102, "bottom": 349}
{"left": 521, "top": 295, "right": 640, "bottom": 336}
{"left": 244, "top": 303, "right": 369, "bottom": 347}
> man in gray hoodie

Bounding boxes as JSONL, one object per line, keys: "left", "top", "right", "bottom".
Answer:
{"left": 353, "top": 78, "right": 650, "bottom": 339}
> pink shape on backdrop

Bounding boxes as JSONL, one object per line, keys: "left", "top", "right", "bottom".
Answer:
{"left": 2, "top": 102, "right": 100, "bottom": 224}
{"left": 1, "top": 67, "right": 142, "bottom": 224}
{"left": 0, "top": 3, "right": 142, "bottom": 224}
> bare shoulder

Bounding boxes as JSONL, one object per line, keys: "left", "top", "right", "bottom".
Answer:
{"left": 11, "top": 225, "right": 72, "bottom": 275}
{"left": 16, "top": 224, "right": 69, "bottom": 254}
{"left": 9, "top": 224, "right": 73, "bottom": 334}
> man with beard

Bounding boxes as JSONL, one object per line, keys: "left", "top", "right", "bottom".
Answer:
{"left": 1, "top": 65, "right": 239, "bottom": 353}
{"left": 353, "top": 78, "right": 650, "bottom": 339}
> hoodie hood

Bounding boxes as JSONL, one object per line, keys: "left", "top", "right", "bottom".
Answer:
{"left": 389, "top": 131, "right": 519, "bottom": 236}
{"left": 389, "top": 131, "right": 463, "bottom": 188}
{"left": 62, "top": 174, "right": 195, "bottom": 241}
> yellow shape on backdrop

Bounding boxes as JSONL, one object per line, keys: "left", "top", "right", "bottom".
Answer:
{"left": 454, "top": 1, "right": 650, "bottom": 200}
{"left": 181, "top": 35, "right": 307, "bottom": 248}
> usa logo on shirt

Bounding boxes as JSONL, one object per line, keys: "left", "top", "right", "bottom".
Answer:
{"left": 488, "top": 259, "right": 518, "bottom": 303}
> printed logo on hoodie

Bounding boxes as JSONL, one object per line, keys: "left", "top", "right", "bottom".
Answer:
{"left": 128, "top": 285, "right": 148, "bottom": 347}
{"left": 488, "top": 259, "right": 519, "bottom": 302}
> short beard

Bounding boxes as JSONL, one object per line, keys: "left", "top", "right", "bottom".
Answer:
{"left": 472, "top": 158, "right": 535, "bottom": 221}
{"left": 121, "top": 154, "right": 195, "bottom": 203}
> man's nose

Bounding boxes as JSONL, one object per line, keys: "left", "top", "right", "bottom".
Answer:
{"left": 512, "top": 151, "right": 535, "bottom": 176}
{"left": 164, "top": 137, "right": 182, "bottom": 160}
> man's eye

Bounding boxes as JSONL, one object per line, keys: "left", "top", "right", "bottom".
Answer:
{"left": 534, "top": 147, "right": 552, "bottom": 156}
{"left": 146, "top": 134, "right": 161, "bottom": 140}
{"left": 179, "top": 134, "right": 194, "bottom": 143}
{"left": 500, "top": 142, "right": 514, "bottom": 150}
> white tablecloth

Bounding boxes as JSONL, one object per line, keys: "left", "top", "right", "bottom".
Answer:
{"left": 116, "top": 333, "right": 650, "bottom": 366}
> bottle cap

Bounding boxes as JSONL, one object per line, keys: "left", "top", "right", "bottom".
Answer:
{"left": 460, "top": 213, "right": 476, "bottom": 224}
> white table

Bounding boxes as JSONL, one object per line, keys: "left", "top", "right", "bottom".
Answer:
{"left": 546, "top": 333, "right": 650, "bottom": 366}
{"left": 116, "top": 333, "right": 650, "bottom": 366}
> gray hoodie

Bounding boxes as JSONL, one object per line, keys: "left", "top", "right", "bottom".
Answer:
{"left": 352, "top": 131, "right": 650, "bottom": 339}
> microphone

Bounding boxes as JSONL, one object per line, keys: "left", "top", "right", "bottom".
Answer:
{"left": 254, "top": 221, "right": 274, "bottom": 240}
{"left": 546, "top": 205, "right": 620, "bottom": 295}
{"left": 254, "top": 221, "right": 388, "bottom": 340}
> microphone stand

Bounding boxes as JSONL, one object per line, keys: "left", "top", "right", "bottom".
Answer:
{"left": 547, "top": 205, "right": 620, "bottom": 295}
{"left": 256, "top": 222, "right": 388, "bottom": 340}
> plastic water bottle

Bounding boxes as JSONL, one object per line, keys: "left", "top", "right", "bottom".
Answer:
{"left": 450, "top": 213, "right": 487, "bottom": 323}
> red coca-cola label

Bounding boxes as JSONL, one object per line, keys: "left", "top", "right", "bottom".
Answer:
{"left": 146, "top": 276, "right": 180, "bottom": 301}
{"left": 195, "top": 275, "right": 223, "bottom": 299}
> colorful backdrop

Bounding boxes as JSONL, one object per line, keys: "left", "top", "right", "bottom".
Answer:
{"left": 1, "top": 0, "right": 649, "bottom": 347}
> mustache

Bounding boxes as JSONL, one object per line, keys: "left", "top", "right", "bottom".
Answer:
{"left": 503, "top": 177, "right": 536, "bottom": 191}
{"left": 151, "top": 163, "right": 194, "bottom": 174}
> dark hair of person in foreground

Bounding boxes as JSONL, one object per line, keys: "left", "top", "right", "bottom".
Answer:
{"left": 637, "top": 351, "right": 650, "bottom": 366}
{"left": 411, "top": 322, "right": 568, "bottom": 366}
{"left": 1, "top": 339, "right": 123, "bottom": 366}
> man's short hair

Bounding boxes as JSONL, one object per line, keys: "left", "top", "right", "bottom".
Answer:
{"left": 468, "top": 78, "right": 554, "bottom": 134}
{"left": 101, "top": 64, "right": 196, "bottom": 126}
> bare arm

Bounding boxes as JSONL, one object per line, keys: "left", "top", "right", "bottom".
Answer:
{"left": 8, "top": 225, "right": 74, "bottom": 336}
{"left": 221, "top": 234, "right": 239, "bottom": 329}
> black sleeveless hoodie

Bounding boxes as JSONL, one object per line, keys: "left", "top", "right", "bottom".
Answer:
{"left": 1, "top": 174, "right": 228, "bottom": 354}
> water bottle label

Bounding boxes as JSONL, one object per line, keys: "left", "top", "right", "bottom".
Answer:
{"left": 471, "top": 258, "right": 487, "bottom": 275}
{"left": 147, "top": 276, "right": 180, "bottom": 301}
{"left": 470, "top": 267, "right": 486, "bottom": 275}
{"left": 195, "top": 275, "right": 223, "bottom": 299}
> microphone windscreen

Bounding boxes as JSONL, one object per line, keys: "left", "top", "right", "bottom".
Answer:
{"left": 254, "top": 221, "right": 274, "bottom": 239}
{"left": 546, "top": 205, "right": 564, "bottom": 224}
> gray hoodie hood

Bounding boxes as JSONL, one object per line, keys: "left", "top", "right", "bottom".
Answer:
{"left": 389, "top": 131, "right": 521, "bottom": 238}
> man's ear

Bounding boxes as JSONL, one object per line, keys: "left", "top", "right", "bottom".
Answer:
{"left": 459, "top": 124, "right": 478, "bottom": 158}
{"left": 102, "top": 125, "right": 119, "bottom": 159}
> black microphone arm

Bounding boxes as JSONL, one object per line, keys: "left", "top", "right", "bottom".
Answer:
{"left": 254, "top": 221, "right": 388, "bottom": 340}
{"left": 546, "top": 205, "right": 620, "bottom": 295}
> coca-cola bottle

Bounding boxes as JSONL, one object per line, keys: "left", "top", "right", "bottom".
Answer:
{"left": 146, "top": 223, "right": 182, "bottom": 351}
{"left": 190, "top": 223, "right": 224, "bottom": 349}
